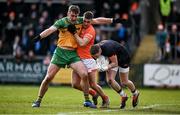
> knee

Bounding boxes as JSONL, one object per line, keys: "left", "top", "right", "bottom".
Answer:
{"left": 43, "top": 74, "right": 53, "bottom": 83}
{"left": 71, "top": 82, "right": 78, "bottom": 89}
{"left": 121, "top": 80, "right": 128, "bottom": 86}
{"left": 80, "top": 72, "right": 88, "bottom": 81}
{"left": 82, "top": 72, "right": 88, "bottom": 78}
{"left": 89, "top": 82, "right": 96, "bottom": 89}
{"left": 78, "top": 68, "right": 88, "bottom": 78}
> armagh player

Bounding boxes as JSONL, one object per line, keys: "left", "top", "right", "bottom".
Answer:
{"left": 90, "top": 40, "right": 140, "bottom": 109}
{"left": 68, "top": 11, "right": 110, "bottom": 108}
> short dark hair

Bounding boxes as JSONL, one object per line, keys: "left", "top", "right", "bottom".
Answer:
{"left": 68, "top": 5, "right": 80, "bottom": 14}
{"left": 90, "top": 44, "right": 100, "bottom": 55}
{"left": 83, "top": 11, "right": 94, "bottom": 20}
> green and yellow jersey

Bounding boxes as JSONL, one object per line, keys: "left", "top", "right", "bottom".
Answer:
{"left": 53, "top": 17, "right": 83, "bottom": 49}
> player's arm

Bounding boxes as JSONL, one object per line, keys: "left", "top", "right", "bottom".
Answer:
{"left": 32, "top": 26, "right": 57, "bottom": 42}
{"left": 108, "top": 55, "right": 118, "bottom": 69}
{"left": 74, "top": 33, "right": 91, "bottom": 46}
{"left": 92, "top": 17, "right": 113, "bottom": 25}
{"left": 92, "top": 17, "right": 125, "bottom": 25}
{"left": 68, "top": 24, "right": 92, "bottom": 46}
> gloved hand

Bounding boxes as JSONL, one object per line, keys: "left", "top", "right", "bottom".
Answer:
{"left": 68, "top": 24, "right": 77, "bottom": 34}
{"left": 112, "top": 18, "right": 127, "bottom": 24}
{"left": 32, "top": 35, "right": 41, "bottom": 43}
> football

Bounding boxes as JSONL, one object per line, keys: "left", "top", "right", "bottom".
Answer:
{"left": 96, "top": 55, "right": 109, "bottom": 72}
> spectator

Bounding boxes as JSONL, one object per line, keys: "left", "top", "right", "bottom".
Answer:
{"left": 155, "top": 24, "right": 168, "bottom": 61}
{"left": 130, "top": 1, "right": 141, "bottom": 46}
{"left": 159, "top": 0, "right": 172, "bottom": 25}
{"left": 114, "top": 23, "right": 129, "bottom": 46}
{"left": 49, "top": 38, "right": 57, "bottom": 55}
{"left": 0, "top": 40, "right": 5, "bottom": 54}
{"left": 22, "top": 29, "right": 35, "bottom": 55}
{"left": 5, "top": 11, "right": 17, "bottom": 47}
{"left": 13, "top": 35, "right": 22, "bottom": 57}
{"left": 43, "top": 52, "right": 51, "bottom": 65}
{"left": 94, "top": 28, "right": 102, "bottom": 44}
{"left": 24, "top": 50, "right": 35, "bottom": 62}
{"left": 168, "top": 24, "right": 178, "bottom": 60}
{"left": 168, "top": 5, "right": 180, "bottom": 23}
{"left": 26, "top": 4, "right": 38, "bottom": 29}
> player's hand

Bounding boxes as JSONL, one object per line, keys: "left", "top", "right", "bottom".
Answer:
{"left": 112, "top": 18, "right": 127, "bottom": 24}
{"left": 97, "top": 65, "right": 108, "bottom": 72}
{"left": 32, "top": 35, "right": 41, "bottom": 43}
{"left": 68, "top": 24, "right": 77, "bottom": 34}
{"left": 98, "top": 66, "right": 108, "bottom": 72}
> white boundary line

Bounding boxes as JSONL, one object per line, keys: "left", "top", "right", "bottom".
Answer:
{"left": 57, "top": 109, "right": 119, "bottom": 115}
{"left": 140, "top": 103, "right": 180, "bottom": 109}
{"left": 57, "top": 104, "right": 180, "bottom": 115}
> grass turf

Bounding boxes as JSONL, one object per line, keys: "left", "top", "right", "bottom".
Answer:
{"left": 0, "top": 85, "right": 180, "bottom": 114}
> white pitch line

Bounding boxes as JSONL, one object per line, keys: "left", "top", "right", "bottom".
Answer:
{"left": 139, "top": 103, "right": 180, "bottom": 110}
{"left": 58, "top": 109, "right": 119, "bottom": 115}
{"left": 57, "top": 104, "right": 180, "bottom": 115}
{"left": 140, "top": 104, "right": 160, "bottom": 109}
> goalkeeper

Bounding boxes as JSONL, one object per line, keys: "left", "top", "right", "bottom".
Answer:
{"left": 90, "top": 40, "right": 140, "bottom": 109}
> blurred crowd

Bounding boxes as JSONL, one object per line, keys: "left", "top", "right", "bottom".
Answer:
{"left": 0, "top": 0, "right": 142, "bottom": 62}
{"left": 155, "top": 0, "right": 180, "bottom": 63}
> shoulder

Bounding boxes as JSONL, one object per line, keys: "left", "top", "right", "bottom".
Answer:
{"left": 88, "top": 25, "right": 95, "bottom": 32}
{"left": 85, "top": 25, "right": 95, "bottom": 37}
{"left": 76, "top": 17, "right": 83, "bottom": 24}
{"left": 53, "top": 17, "right": 69, "bottom": 28}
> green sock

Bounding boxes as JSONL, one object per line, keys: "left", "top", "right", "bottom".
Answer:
{"left": 37, "top": 96, "right": 42, "bottom": 102}
{"left": 84, "top": 94, "right": 90, "bottom": 101}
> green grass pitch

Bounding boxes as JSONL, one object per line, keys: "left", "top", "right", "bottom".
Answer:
{"left": 0, "top": 85, "right": 180, "bottom": 114}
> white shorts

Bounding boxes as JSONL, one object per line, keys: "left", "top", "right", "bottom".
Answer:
{"left": 82, "top": 59, "right": 97, "bottom": 73}
{"left": 111, "top": 66, "right": 129, "bottom": 73}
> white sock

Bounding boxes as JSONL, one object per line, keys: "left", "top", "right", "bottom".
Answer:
{"left": 132, "top": 90, "right": 138, "bottom": 96}
{"left": 119, "top": 90, "right": 126, "bottom": 97}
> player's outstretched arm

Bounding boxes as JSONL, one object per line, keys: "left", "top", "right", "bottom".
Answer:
{"left": 92, "top": 17, "right": 113, "bottom": 25}
{"left": 92, "top": 17, "right": 127, "bottom": 25}
{"left": 32, "top": 26, "right": 57, "bottom": 42}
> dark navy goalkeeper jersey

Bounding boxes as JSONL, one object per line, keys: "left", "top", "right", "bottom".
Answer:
{"left": 99, "top": 40, "right": 130, "bottom": 68}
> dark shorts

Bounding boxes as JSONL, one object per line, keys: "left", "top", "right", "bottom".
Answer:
{"left": 51, "top": 47, "right": 81, "bottom": 68}
{"left": 118, "top": 55, "right": 130, "bottom": 68}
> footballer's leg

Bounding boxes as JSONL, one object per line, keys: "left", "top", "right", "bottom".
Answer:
{"left": 32, "top": 63, "right": 60, "bottom": 107}
{"left": 107, "top": 69, "right": 128, "bottom": 109}
{"left": 70, "top": 61, "right": 96, "bottom": 108}
{"left": 88, "top": 70, "right": 110, "bottom": 108}
{"left": 120, "top": 70, "right": 139, "bottom": 108}
{"left": 71, "top": 70, "right": 98, "bottom": 104}
{"left": 71, "top": 70, "right": 82, "bottom": 90}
